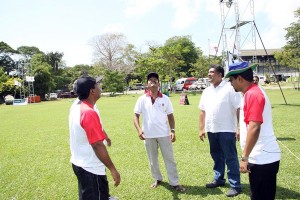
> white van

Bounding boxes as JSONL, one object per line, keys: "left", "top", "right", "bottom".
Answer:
{"left": 175, "top": 78, "right": 187, "bottom": 91}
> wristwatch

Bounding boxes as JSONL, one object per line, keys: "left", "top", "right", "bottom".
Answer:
{"left": 241, "top": 156, "right": 248, "bottom": 161}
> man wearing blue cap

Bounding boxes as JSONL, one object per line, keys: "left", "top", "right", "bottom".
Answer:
{"left": 226, "top": 62, "right": 281, "bottom": 200}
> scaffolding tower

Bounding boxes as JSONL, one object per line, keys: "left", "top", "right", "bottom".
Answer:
{"left": 219, "top": 0, "right": 256, "bottom": 74}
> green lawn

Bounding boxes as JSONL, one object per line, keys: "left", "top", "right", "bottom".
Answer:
{"left": 0, "top": 89, "right": 299, "bottom": 200}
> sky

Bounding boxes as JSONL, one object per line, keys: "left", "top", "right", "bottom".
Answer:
{"left": 1, "top": 0, "right": 299, "bottom": 67}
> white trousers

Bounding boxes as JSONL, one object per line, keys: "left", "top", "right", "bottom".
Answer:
{"left": 144, "top": 136, "right": 179, "bottom": 186}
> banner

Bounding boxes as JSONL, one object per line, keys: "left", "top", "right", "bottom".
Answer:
{"left": 26, "top": 76, "right": 35, "bottom": 82}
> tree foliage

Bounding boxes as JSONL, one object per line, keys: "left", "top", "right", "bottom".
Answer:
{"left": 164, "top": 36, "right": 199, "bottom": 76}
{"left": 0, "top": 41, "right": 18, "bottom": 54}
{"left": 102, "top": 70, "right": 126, "bottom": 95}
{"left": 0, "top": 41, "right": 17, "bottom": 74}
{"left": 90, "top": 33, "right": 137, "bottom": 73}
{"left": 135, "top": 35, "right": 202, "bottom": 82}
{"left": 46, "top": 51, "right": 64, "bottom": 72}
{"left": 275, "top": 7, "right": 300, "bottom": 70}
{"left": 33, "top": 65, "right": 54, "bottom": 98}
{"left": 0, "top": 32, "right": 225, "bottom": 97}
{"left": 17, "top": 46, "right": 43, "bottom": 60}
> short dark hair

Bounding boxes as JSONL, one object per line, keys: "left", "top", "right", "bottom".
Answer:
{"left": 210, "top": 64, "right": 224, "bottom": 77}
{"left": 75, "top": 75, "right": 96, "bottom": 100}
{"left": 230, "top": 68, "right": 253, "bottom": 82}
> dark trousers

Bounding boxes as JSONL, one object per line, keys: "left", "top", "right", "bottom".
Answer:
{"left": 72, "top": 164, "right": 109, "bottom": 200}
{"left": 248, "top": 161, "right": 280, "bottom": 200}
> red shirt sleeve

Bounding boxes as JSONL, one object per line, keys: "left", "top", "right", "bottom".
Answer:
{"left": 243, "top": 86, "right": 265, "bottom": 125}
{"left": 80, "top": 103, "right": 106, "bottom": 144}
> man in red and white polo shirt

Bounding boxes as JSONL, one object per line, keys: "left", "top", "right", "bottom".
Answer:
{"left": 133, "top": 72, "right": 185, "bottom": 192}
{"left": 69, "top": 75, "right": 120, "bottom": 200}
{"left": 226, "top": 62, "right": 281, "bottom": 200}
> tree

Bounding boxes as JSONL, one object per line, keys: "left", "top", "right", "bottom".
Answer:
{"left": 30, "top": 53, "right": 49, "bottom": 72}
{"left": 46, "top": 51, "right": 64, "bottom": 73}
{"left": 90, "top": 33, "right": 128, "bottom": 71}
{"left": 0, "top": 41, "right": 17, "bottom": 54}
{"left": 135, "top": 36, "right": 200, "bottom": 83}
{"left": 33, "top": 65, "right": 54, "bottom": 98}
{"left": 0, "top": 55, "right": 15, "bottom": 75}
{"left": 0, "top": 41, "right": 18, "bottom": 74}
{"left": 29, "top": 53, "right": 55, "bottom": 97}
{"left": 120, "top": 44, "right": 139, "bottom": 74}
{"left": 17, "top": 46, "right": 43, "bottom": 60}
{"left": 134, "top": 46, "right": 167, "bottom": 82}
{"left": 0, "top": 68, "right": 9, "bottom": 96}
{"left": 274, "top": 7, "right": 300, "bottom": 87}
{"left": 102, "top": 70, "right": 126, "bottom": 95}
{"left": 164, "top": 36, "right": 199, "bottom": 77}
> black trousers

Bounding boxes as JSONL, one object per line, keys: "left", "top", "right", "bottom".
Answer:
{"left": 248, "top": 161, "right": 280, "bottom": 200}
{"left": 72, "top": 164, "right": 109, "bottom": 200}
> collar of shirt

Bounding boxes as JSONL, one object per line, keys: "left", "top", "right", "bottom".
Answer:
{"left": 211, "top": 79, "right": 226, "bottom": 89}
{"left": 81, "top": 100, "right": 94, "bottom": 108}
{"left": 145, "top": 90, "right": 163, "bottom": 98}
{"left": 244, "top": 83, "right": 257, "bottom": 94}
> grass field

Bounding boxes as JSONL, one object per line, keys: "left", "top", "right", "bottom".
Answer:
{"left": 0, "top": 89, "right": 300, "bottom": 200}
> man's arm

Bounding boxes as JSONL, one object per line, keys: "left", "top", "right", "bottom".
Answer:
{"left": 91, "top": 141, "right": 121, "bottom": 186}
{"left": 133, "top": 113, "right": 145, "bottom": 140}
{"left": 240, "top": 121, "right": 261, "bottom": 173}
{"left": 103, "top": 129, "right": 111, "bottom": 146}
{"left": 199, "top": 110, "right": 206, "bottom": 141}
{"left": 167, "top": 113, "right": 176, "bottom": 142}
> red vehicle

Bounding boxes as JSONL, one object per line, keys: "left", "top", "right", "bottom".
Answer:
{"left": 182, "top": 77, "right": 197, "bottom": 90}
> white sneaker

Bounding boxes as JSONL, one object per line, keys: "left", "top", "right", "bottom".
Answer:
{"left": 109, "top": 196, "right": 118, "bottom": 200}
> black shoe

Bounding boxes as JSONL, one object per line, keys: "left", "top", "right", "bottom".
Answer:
{"left": 226, "top": 188, "right": 241, "bottom": 197}
{"left": 206, "top": 180, "right": 225, "bottom": 188}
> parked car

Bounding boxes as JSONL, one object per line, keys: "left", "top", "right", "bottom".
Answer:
{"left": 188, "top": 81, "right": 207, "bottom": 90}
{"left": 4, "top": 95, "right": 14, "bottom": 105}
{"left": 49, "top": 93, "right": 58, "bottom": 100}
{"left": 175, "top": 77, "right": 197, "bottom": 91}
{"left": 58, "top": 91, "right": 77, "bottom": 98}
{"left": 129, "top": 83, "right": 145, "bottom": 90}
{"left": 136, "top": 83, "right": 145, "bottom": 90}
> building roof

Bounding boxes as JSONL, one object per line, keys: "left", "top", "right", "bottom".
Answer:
{"left": 239, "top": 49, "right": 282, "bottom": 57}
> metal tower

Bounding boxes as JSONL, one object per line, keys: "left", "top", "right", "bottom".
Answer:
{"left": 219, "top": 0, "right": 256, "bottom": 74}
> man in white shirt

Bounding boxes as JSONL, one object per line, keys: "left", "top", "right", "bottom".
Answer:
{"left": 133, "top": 72, "right": 185, "bottom": 192}
{"left": 199, "top": 65, "right": 242, "bottom": 197}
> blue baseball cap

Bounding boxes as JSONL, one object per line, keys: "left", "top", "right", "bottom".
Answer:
{"left": 225, "top": 61, "right": 257, "bottom": 78}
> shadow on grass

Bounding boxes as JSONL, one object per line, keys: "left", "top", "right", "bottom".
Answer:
{"left": 277, "top": 137, "right": 296, "bottom": 141}
{"left": 159, "top": 182, "right": 233, "bottom": 200}
{"left": 276, "top": 186, "right": 300, "bottom": 199}
{"left": 159, "top": 182, "right": 300, "bottom": 200}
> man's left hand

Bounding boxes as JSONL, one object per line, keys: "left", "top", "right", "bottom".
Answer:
{"left": 170, "top": 132, "right": 176, "bottom": 142}
{"left": 105, "top": 137, "right": 111, "bottom": 146}
{"left": 240, "top": 160, "right": 250, "bottom": 173}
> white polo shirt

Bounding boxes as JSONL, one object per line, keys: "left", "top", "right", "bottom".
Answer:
{"left": 134, "top": 92, "right": 173, "bottom": 138}
{"left": 199, "top": 80, "right": 242, "bottom": 133}
{"left": 240, "top": 84, "right": 281, "bottom": 164}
